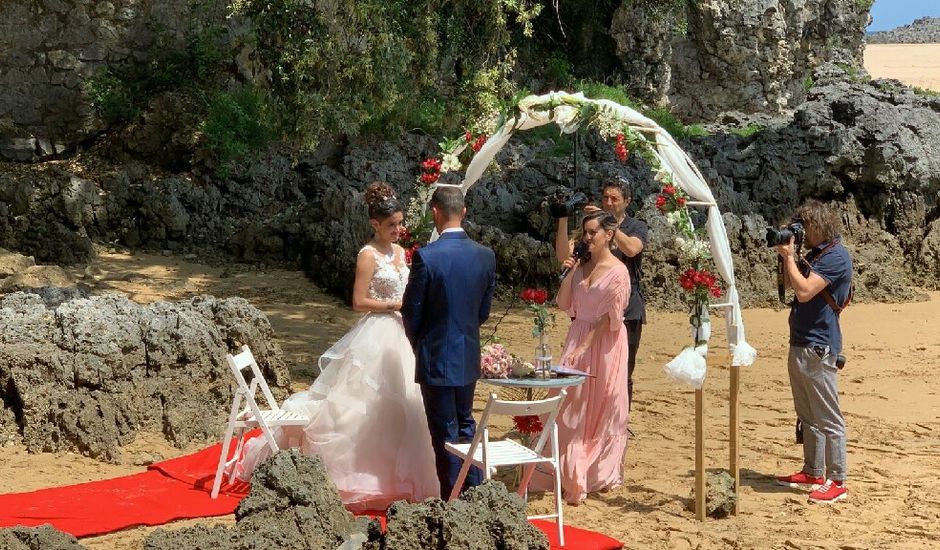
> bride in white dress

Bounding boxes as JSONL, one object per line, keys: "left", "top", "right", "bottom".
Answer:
{"left": 232, "top": 181, "right": 440, "bottom": 510}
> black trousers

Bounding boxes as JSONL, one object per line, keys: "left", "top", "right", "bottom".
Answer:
{"left": 624, "top": 318, "right": 643, "bottom": 409}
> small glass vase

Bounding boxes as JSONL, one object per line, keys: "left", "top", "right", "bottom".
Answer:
{"left": 534, "top": 334, "right": 552, "bottom": 379}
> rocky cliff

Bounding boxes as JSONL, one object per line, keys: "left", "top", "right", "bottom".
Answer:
{"left": 2, "top": 66, "right": 937, "bottom": 309}
{"left": 867, "top": 17, "right": 940, "bottom": 44}
{"left": 610, "top": 0, "right": 870, "bottom": 118}
{"left": 1, "top": 0, "right": 876, "bottom": 161}
{"left": 0, "top": 0, "right": 227, "bottom": 161}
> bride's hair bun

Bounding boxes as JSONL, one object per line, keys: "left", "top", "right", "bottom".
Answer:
{"left": 364, "top": 181, "right": 402, "bottom": 220}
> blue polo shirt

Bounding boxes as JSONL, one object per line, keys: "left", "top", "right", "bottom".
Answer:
{"left": 788, "top": 240, "right": 853, "bottom": 355}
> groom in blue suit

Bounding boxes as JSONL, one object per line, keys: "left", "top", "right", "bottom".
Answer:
{"left": 401, "top": 185, "right": 496, "bottom": 499}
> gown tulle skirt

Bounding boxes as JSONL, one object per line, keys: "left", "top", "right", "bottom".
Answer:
{"left": 231, "top": 312, "right": 440, "bottom": 510}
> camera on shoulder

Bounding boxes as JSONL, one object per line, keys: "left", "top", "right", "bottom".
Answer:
{"left": 546, "top": 185, "right": 588, "bottom": 219}
{"left": 766, "top": 217, "right": 805, "bottom": 248}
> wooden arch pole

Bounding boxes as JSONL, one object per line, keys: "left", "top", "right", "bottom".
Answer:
{"left": 730, "top": 361, "right": 741, "bottom": 515}
{"left": 695, "top": 387, "right": 705, "bottom": 521}
{"left": 696, "top": 318, "right": 743, "bottom": 521}
{"left": 728, "top": 321, "right": 741, "bottom": 515}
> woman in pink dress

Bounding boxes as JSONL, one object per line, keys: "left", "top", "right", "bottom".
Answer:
{"left": 552, "top": 210, "right": 631, "bottom": 504}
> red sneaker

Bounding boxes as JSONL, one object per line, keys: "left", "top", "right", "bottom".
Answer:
{"left": 776, "top": 471, "right": 825, "bottom": 489}
{"left": 809, "top": 480, "right": 847, "bottom": 504}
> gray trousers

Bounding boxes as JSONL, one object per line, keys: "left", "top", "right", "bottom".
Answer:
{"left": 788, "top": 345, "right": 847, "bottom": 481}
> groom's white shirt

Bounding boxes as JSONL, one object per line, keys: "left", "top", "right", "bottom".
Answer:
{"left": 441, "top": 228, "right": 465, "bottom": 234}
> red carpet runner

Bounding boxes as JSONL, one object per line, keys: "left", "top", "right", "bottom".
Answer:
{"left": 0, "top": 441, "right": 622, "bottom": 549}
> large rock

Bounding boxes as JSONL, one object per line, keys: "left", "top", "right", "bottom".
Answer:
{"left": 0, "top": 0, "right": 233, "bottom": 161}
{"left": 686, "top": 471, "right": 736, "bottom": 519}
{"left": 611, "top": 0, "right": 870, "bottom": 118}
{"left": 0, "top": 292, "right": 290, "bottom": 461}
{"left": 382, "top": 481, "right": 548, "bottom": 550}
{"left": 144, "top": 450, "right": 547, "bottom": 550}
{"left": 684, "top": 66, "right": 940, "bottom": 294}
{"left": 0, "top": 525, "right": 87, "bottom": 550}
{"left": 143, "top": 449, "right": 373, "bottom": 550}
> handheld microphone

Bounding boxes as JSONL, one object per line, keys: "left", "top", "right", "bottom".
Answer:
{"left": 559, "top": 241, "right": 591, "bottom": 281}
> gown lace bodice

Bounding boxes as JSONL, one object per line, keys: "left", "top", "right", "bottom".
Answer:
{"left": 363, "top": 244, "right": 409, "bottom": 302}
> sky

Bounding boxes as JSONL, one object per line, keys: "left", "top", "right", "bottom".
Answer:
{"left": 868, "top": 0, "right": 940, "bottom": 31}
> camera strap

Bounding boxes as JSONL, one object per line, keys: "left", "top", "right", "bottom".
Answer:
{"left": 800, "top": 239, "right": 853, "bottom": 315}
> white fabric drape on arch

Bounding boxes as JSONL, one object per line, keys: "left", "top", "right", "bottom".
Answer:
{"left": 428, "top": 91, "right": 757, "bottom": 373}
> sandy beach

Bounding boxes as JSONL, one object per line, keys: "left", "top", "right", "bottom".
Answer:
{"left": 864, "top": 43, "right": 940, "bottom": 91}
{"left": 1, "top": 250, "right": 937, "bottom": 549}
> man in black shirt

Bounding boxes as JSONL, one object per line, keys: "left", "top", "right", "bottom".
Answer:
{"left": 554, "top": 176, "right": 648, "bottom": 409}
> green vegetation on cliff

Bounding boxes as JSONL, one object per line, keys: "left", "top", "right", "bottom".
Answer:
{"left": 85, "top": 0, "right": 713, "bottom": 174}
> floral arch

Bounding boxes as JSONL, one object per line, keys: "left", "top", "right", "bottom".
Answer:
{"left": 410, "top": 91, "right": 757, "bottom": 378}
{"left": 406, "top": 90, "right": 760, "bottom": 519}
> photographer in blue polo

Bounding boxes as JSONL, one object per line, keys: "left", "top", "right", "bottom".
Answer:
{"left": 773, "top": 199, "right": 853, "bottom": 504}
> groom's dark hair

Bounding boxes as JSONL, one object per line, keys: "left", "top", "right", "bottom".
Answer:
{"left": 430, "top": 186, "right": 465, "bottom": 218}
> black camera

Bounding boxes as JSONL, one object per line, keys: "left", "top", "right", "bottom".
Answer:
{"left": 766, "top": 219, "right": 805, "bottom": 248}
{"left": 546, "top": 185, "right": 588, "bottom": 219}
{"left": 836, "top": 354, "right": 846, "bottom": 369}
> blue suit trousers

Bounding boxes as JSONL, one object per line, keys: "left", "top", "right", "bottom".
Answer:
{"left": 420, "top": 382, "right": 483, "bottom": 498}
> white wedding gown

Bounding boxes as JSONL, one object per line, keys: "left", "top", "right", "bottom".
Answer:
{"left": 232, "top": 244, "right": 440, "bottom": 510}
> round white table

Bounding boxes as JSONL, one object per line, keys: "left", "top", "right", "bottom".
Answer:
{"left": 480, "top": 371, "right": 587, "bottom": 399}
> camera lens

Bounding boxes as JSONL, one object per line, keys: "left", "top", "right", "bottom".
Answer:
{"left": 765, "top": 227, "right": 794, "bottom": 247}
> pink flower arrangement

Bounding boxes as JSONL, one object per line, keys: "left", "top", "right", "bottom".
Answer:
{"left": 480, "top": 343, "right": 513, "bottom": 379}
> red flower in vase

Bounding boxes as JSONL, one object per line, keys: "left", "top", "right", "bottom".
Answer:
{"left": 521, "top": 288, "right": 548, "bottom": 305}
{"left": 520, "top": 287, "right": 553, "bottom": 337}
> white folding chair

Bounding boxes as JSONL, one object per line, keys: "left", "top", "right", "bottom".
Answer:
{"left": 210, "top": 345, "right": 309, "bottom": 499}
{"left": 445, "top": 390, "right": 567, "bottom": 546}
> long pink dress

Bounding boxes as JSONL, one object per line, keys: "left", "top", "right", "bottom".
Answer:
{"left": 547, "top": 262, "right": 631, "bottom": 504}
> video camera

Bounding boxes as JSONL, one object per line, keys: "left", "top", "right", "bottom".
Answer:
{"left": 546, "top": 185, "right": 588, "bottom": 219}
{"left": 766, "top": 218, "right": 805, "bottom": 248}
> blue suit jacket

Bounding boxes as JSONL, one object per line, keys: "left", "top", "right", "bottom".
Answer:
{"left": 401, "top": 231, "right": 496, "bottom": 387}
